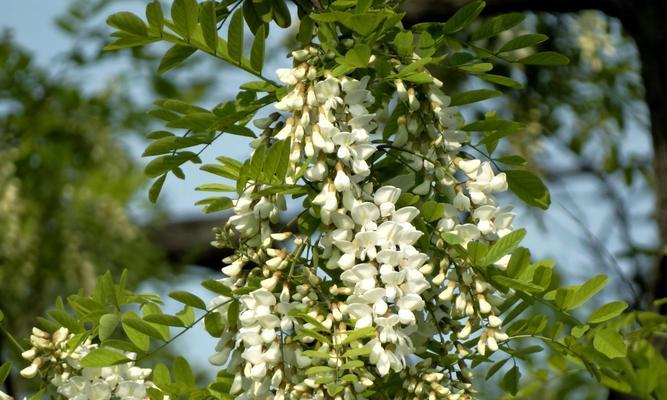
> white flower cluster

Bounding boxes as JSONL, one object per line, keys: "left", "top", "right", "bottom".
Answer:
{"left": 20, "top": 327, "right": 154, "bottom": 400}
{"left": 209, "top": 46, "right": 519, "bottom": 399}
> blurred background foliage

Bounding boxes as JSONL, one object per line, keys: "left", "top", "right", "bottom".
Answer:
{"left": 0, "top": 1, "right": 663, "bottom": 398}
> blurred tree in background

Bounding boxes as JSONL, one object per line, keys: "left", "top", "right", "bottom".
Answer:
{"left": 0, "top": 0, "right": 665, "bottom": 398}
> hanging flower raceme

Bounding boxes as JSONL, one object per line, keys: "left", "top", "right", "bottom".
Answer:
{"left": 20, "top": 327, "right": 154, "bottom": 400}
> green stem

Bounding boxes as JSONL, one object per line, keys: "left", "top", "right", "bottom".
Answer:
{"left": 0, "top": 325, "right": 25, "bottom": 354}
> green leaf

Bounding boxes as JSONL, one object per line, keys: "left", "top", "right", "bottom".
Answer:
{"left": 342, "top": 347, "right": 371, "bottom": 358}
{"left": 421, "top": 201, "right": 446, "bottom": 222}
{"left": 196, "top": 196, "right": 234, "bottom": 213}
{"left": 250, "top": 25, "right": 266, "bottom": 72}
{"left": 588, "top": 301, "right": 628, "bottom": 324}
{"left": 81, "top": 348, "right": 130, "bottom": 368}
{"left": 342, "top": 44, "right": 371, "bottom": 68}
{"left": 202, "top": 280, "right": 234, "bottom": 297}
{"left": 478, "top": 73, "right": 523, "bottom": 88}
{"left": 450, "top": 89, "right": 502, "bottom": 106}
{"left": 173, "top": 356, "right": 196, "bottom": 386}
{"left": 306, "top": 365, "right": 334, "bottom": 375}
{"left": 486, "top": 358, "right": 510, "bottom": 379}
{"left": 195, "top": 183, "right": 236, "bottom": 192}
{"left": 506, "top": 169, "right": 551, "bottom": 209}
{"left": 204, "top": 312, "right": 225, "bottom": 337}
{"left": 500, "top": 366, "right": 521, "bottom": 396}
{"left": 169, "top": 291, "right": 207, "bottom": 310}
{"left": 171, "top": 0, "right": 199, "bottom": 41}
{"left": 200, "top": 1, "right": 218, "bottom": 52}
{"left": 99, "top": 314, "right": 120, "bottom": 341}
{"left": 499, "top": 33, "right": 548, "bottom": 53}
{"left": 394, "top": 31, "right": 414, "bottom": 57}
{"left": 228, "top": 9, "right": 244, "bottom": 63}
{"left": 472, "top": 13, "right": 525, "bottom": 41}
{"left": 146, "top": 1, "right": 164, "bottom": 33}
{"left": 107, "top": 12, "right": 148, "bottom": 37}
{"left": 593, "top": 329, "right": 627, "bottom": 359}
{"left": 47, "top": 309, "right": 79, "bottom": 332}
{"left": 517, "top": 51, "right": 569, "bottom": 66}
{"left": 480, "top": 229, "right": 526, "bottom": 266}
{"left": 158, "top": 44, "right": 197, "bottom": 74}
{"left": 567, "top": 275, "right": 608, "bottom": 310}
{"left": 441, "top": 1, "right": 485, "bottom": 34}
{"left": 0, "top": 309, "right": 3, "bottom": 322}
{"left": 144, "top": 152, "right": 200, "bottom": 178}
{"left": 462, "top": 119, "right": 520, "bottom": 132}
{"left": 143, "top": 136, "right": 208, "bottom": 156}
{"left": 272, "top": 0, "right": 291, "bottom": 28}
{"left": 148, "top": 174, "right": 167, "bottom": 203}
{"left": 122, "top": 313, "right": 166, "bottom": 341}
{"left": 0, "top": 362, "right": 11, "bottom": 384}
{"left": 143, "top": 314, "right": 185, "bottom": 327}
{"left": 341, "top": 326, "right": 377, "bottom": 344}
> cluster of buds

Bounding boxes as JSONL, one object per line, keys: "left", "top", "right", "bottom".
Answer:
{"left": 20, "top": 327, "right": 76, "bottom": 379}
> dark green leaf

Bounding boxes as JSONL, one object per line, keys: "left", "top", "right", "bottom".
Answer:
{"left": 272, "top": 0, "right": 291, "bottom": 28}
{"left": 517, "top": 51, "right": 569, "bottom": 66}
{"left": 506, "top": 169, "right": 550, "bottom": 209}
{"left": 0, "top": 362, "right": 12, "bottom": 384}
{"left": 441, "top": 1, "right": 485, "bottom": 33}
{"left": 144, "top": 152, "right": 200, "bottom": 178}
{"left": 500, "top": 366, "right": 521, "bottom": 395}
{"left": 472, "top": 13, "right": 524, "bottom": 41}
{"left": 250, "top": 25, "right": 266, "bottom": 72}
{"left": 478, "top": 73, "right": 523, "bottom": 88}
{"left": 122, "top": 313, "right": 166, "bottom": 341}
{"left": 148, "top": 175, "right": 167, "bottom": 203}
{"left": 158, "top": 44, "right": 197, "bottom": 74}
{"left": 202, "top": 280, "right": 234, "bottom": 297}
{"left": 486, "top": 358, "right": 510, "bottom": 379}
{"left": 169, "top": 291, "right": 207, "bottom": 310}
{"left": 450, "top": 89, "right": 502, "bottom": 106}
{"left": 499, "top": 33, "right": 548, "bottom": 53}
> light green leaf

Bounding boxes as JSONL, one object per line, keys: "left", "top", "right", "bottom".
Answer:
{"left": 250, "top": 25, "right": 266, "bottom": 72}
{"left": 169, "top": 291, "right": 207, "bottom": 310}
{"left": 228, "top": 9, "right": 244, "bottom": 63}
{"left": 499, "top": 33, "right": 548, "bottom": 53}
{"left": 99, "top": 314, "right": 120, "bottom": 341}
{"left": 122, "top": 313, "right": 166, "bottom": 341}
{"left": 450, "top": 89, "right": 502, "bottom": 106}
{"left": 173, "top": 356, "right": 195, "bottom": 386}
{"left": 144, "top": 152, "right": 201, "bottom": 178}
{"left": 588, "top": 302, "right": 628, "bottom": 324}
{"left": 342, "top": 44, "right": 371, "bottom": 68}
{"left": 200, "top": 1, "right": 218, "bottom": 52}
{"left": 506, "top": 169, "right": 551, "bottom": 209}
{"left": 566, "top": 275, "right": 608, "bottom": 310}
{"left": 195, "top": 183, "right": 236, "bottom": 192}
{"left": 342, "top": 347, "right": 371, "bottom": 358}
{"left": 517, "top": 51, "right": 569, "bottom": 66}
{"left": 306, "top": 366, "right": 334, "bottom": 375}
{"left": 171, "top": 0, "right": 199, "bottom": 41}
{"left": 143, "top": 314, "right": 185, "bottom": 327}
{"left": 593, "top": 329, "right": 627, "bottom": 359}
{"left": 81, "top": 348, "right": 130, "bottom": 368}
{"left": 472, "top": 13, "right": 525, "bottom": 41}
{"left": 107, "top": 12, "right": 147, "bottom": 37}
{"left": 157, "top": 44, "right": 197, "bottom": 74}
{"left": 394, "top": 31, "right": 414, "bottom": 57}
{"left": 421, "top": 201, "right": 446, "bottom": 222}
{"left": 481, "top": 228, "right": 526, "bottom": 266}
